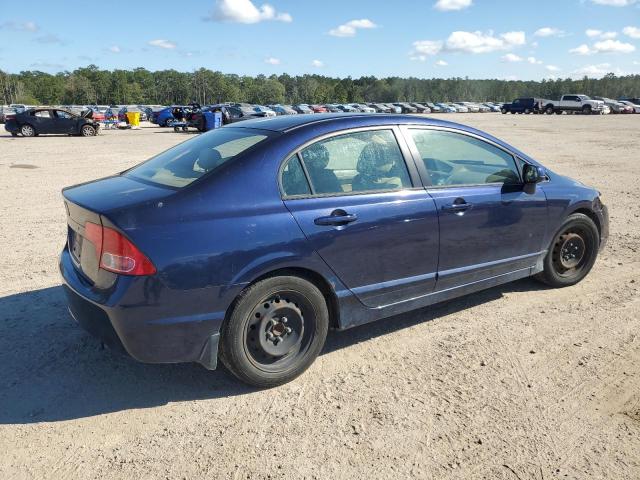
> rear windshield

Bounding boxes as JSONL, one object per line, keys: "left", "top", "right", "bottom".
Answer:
{"left": 126, "top": 127, "right": 269, "bottom": 188}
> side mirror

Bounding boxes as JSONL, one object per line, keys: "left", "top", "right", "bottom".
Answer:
{"left": 523, "top": 164, "right": 545, "bottom": 184}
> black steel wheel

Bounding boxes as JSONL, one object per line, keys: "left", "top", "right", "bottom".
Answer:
{"left": 219, "top": 276, "right": 329, "bottom": 387}
{"left": 535, "top": 213, "right": 599, "bottom": 287}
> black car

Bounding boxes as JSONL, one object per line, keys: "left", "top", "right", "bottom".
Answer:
{"left": 368, "top": 103, "right": 393, "bottom": 113}
{"left": 501, "top": 98, "right": 549, "bottom": 114}
{"left": 410, "top": 102, "right": 431, "bottom": 113}
{"left": 5, "top": 108, "right": 99, "bottom": 137}
{"left": 393, "top": 103, "right": 418, "bottom": 114}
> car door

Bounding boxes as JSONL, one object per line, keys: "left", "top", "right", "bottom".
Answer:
{"left": 52, "top": 110, "right": 78, "bottom": 134}
{"left": 30, "top": 109, "right": 56, "bottom": 133}
{"left": 282, "top": 127, "right": 440, "bottom": 308}
{"left": 403, "top": 127, "right": 547, "bottom": 291}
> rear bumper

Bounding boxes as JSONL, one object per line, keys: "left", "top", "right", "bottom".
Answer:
{"left": 59, "top": 247, "right": 225, "bottom": 369}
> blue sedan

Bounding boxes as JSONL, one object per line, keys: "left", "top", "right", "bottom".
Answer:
{"left": 60, "top": 114, "right": 608, "bottom": 387}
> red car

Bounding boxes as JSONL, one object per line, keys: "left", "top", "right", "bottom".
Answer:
{"left": 310, "top": 104, "right": 328, "bottom": 113}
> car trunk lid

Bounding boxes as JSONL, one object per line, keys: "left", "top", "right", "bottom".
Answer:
{"left": 63, "top": 174, "right": 174, "bottom": 284}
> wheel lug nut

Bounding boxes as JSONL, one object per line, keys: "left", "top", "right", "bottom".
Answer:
{"left": 281, "top": 317, "right": 288, "bottom": 323}
{"left": 285, "top": 327, "right": 292, "bottom": 334}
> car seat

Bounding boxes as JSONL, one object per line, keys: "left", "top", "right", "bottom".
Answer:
{"left": 300, "top": 144, "right": 342, "bottom": 194}
{"left": 352, "top": 142, "right": 408, "bottom": 191}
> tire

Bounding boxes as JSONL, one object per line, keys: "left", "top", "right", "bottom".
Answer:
{"left": 80, "top": 124, "right": 96, "bottom": 137}
{"left": 555, "top": 110, "right": 562, "bottom": 115}
{"left": 545, "top": 106, "right": 554, "bottom": 115}
{"left": 11, "top": 132, "right": 18, "bottom": 137}
{"left": 501, "top": 108, "right": 507, "bottom": 114}
{"left": 582, "top": 105, "right": 592, "bottom": 115}
{"left": 219, "top": 275, "right": 329, "bottom": 387}
{"left": 524, "top": 108, "right": 531, "bottom": 114}
{"left": 535, "top": 213, "right": 600, "bottom": 288}
{"left": 173, "top": 126, "right": 180, "bottom": 132}
{"left": 20, "top": 124, "right": 35, "bottom": 137}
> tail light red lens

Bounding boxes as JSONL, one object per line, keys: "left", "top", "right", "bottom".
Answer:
{"left": 84, "top": 222, "right": 156, "bottom": 276}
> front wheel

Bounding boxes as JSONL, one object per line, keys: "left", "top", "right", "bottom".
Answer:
{"left": 545, "top": 106, "right": 554, "bottom": 115}
{"left": 535, "top": 213, "right": 600, "bottom": 288}
{"left": 582, "top": 105, "right": 592, "bottom": 115}
{"left": 219, "top": 276, "right": 329, "bottom": 387}
{"left": 524, "top": 108, "right": 531, "bottom": 114}
{"left": 80, "top": 125, "right": 96, "bottom": 137}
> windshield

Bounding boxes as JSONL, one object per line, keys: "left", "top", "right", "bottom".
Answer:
{"left": 126, "top": 128, "right": 270, "bottom": 188}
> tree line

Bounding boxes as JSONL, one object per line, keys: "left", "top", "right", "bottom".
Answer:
{"left": 1, "top": 65, "right": 639, "bottom": 106}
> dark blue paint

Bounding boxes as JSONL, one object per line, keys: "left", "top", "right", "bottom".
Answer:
{"left": 59, "top": 113, "right": 609, "bottom": 369}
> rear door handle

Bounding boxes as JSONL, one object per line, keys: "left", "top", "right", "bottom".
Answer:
{"left": 442, "top": 202, "right": 473, "bottom": 213}
{"left": 314, "top": 210, "right": 358, "bottom": 226}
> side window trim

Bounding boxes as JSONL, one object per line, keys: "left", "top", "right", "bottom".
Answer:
{"left": 279, "top": 126, "right": 421, "bottom": 200}
{"left": 399, "top": 125, "right": 522, "bottom": 189}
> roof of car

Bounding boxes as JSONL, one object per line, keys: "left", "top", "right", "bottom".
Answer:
{"left": 227, "top": 112, "right": 474, "bottom": 134}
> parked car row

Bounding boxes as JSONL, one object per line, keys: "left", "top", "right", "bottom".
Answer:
{"left": 500, "top": 95, "right": 640, "bottom": 115}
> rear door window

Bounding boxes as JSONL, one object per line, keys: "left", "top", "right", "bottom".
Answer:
{"left": 127, "top": 128, "right": 270, "bottom": 188}
{"left": 294, "top": 129, "right": 411, "bottom": 196}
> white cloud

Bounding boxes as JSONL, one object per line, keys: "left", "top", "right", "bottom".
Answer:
{"left": 311, "top": 59, "right": 324, "bottom": 68}
{"left": 328, "top": 19, "right": 377, "bottom": 37}
{"left": 570, "top": 44, "right": 593, "bottom": 55}
{"left": 410, "top": 40, "right": 444, "bottom": 60}
{"left": 590, "top": 0, "right": 637, "bottom": 5}
{"left": 0, "top": 21, "right": 38, "bottom": 32}
{"left": 148, "top": 39, "right": 177, "bottom": 49}
{"left": 445, "top": 30, "right": 525, "bottom": 53}
{"left": 109, "top": 45, "right": 121, "bottom": 53}
{"left": 502, "top": 53, "right": 523, "bottom": 62}
{"left": 534, "top": 27, "right": 564, "bottom": 37}
{"left": 594, "top": 39, "right": 636, "bottom": 53}
{"left": 546, "top": 65, "right": 561, "bottom": 72}
{"left": 586, "top": 29, "right": 618, "bottom": 39}
{"left": 264, "top": 56, "right": 280, "bottom": 65}
{"left": 210, "top": 0, "right": 292, "bottom": 24}
{"left": 570, "top": 39, "right": 635, "bottom": 54}
{"left": 434, "top": 0, "right": 472, "bottom": 11}
{"left": 573, "top": 63, "right": 612, "bottom": 77}
{"left": 435, "top": 59, "right": 448, "bottom": 66}
{"left": 527, "top": 56, "right": 543, "bottom": 64}
{"left": 623, "top": 26, "right": 640, "bottom": 38}
{"left": 410, "top": 30, "right": 525, "bottom": 60}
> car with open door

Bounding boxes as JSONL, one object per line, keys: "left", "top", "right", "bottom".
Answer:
{"left": 60, "top": 113, "right": 608, "bottom": 387}
{"left": 5, "top": 108, "right": 99, "bottom": 137}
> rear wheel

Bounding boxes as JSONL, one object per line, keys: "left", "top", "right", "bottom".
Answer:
{"left": 501, "top": 108, "right": 507, "bottom": 114}
{"left": 219, "top": 276, "right": 329, "bottom": 387}
{"left": 80, "top": 125, "right": 96, "bottom": 137}
{"left": 20, "top": 124, "right": 35, "bottom": 137}
{"left": 582, "top": 105, "right": 592, "bottom": 115}
{"left": 535, "top": 213, "right": 599, "bottom": 288}
{"left": 524, "top": 108, "right": 532, "bottom": 114}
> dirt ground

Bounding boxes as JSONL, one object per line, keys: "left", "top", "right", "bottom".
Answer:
{"left": 0, "top": 115, "right": 638, "bottom": 480}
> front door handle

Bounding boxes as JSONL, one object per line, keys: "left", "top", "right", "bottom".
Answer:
{"left": 314, "top": 210, "right": 358, "bottom": 226}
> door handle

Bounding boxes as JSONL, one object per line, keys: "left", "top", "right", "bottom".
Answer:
{"left": 314, "top": 210, "right": 358, "bottom": 226}
{"left": 442, "top": 201, "right": 473, "bottom": 213}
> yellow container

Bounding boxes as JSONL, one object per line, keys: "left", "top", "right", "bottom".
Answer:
{"left": 126, "top": 111, "right": 141, "bottom": 126}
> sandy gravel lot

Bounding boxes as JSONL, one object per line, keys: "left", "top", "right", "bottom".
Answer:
{"left": 0, "top": 115, "right": 638, "bottom": 480}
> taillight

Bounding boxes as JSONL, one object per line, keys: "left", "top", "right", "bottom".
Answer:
{"left": 84, "top": 222, "right": 156, "bottom": 276}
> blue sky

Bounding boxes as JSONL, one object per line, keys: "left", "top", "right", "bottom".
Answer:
{"left": 1, "top": 0, "right": 639, "bottom": 79}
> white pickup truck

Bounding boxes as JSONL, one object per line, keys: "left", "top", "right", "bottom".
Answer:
{"left": 543, "top": 95, "right": 606, "bottom": 115}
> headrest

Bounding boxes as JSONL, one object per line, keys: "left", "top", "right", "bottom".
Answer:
{"left": 356, "top": 142, "right": 395, "bottom": 176}
{"left": 198, "top": 148, "right": 223, "bottom": 172}
{"left": 301, "top": 143, "right": 330, "bottom": 170}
